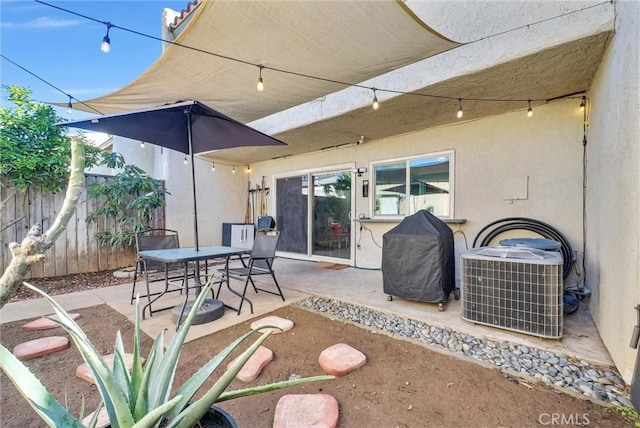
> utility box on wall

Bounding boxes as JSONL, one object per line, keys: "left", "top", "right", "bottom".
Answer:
{"left": 222, "top": 223, "right": 254, "bottom": 249}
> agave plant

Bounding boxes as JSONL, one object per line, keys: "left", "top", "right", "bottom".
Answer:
{"left": 0, "top": 275, "right": 333, "bottom": 427}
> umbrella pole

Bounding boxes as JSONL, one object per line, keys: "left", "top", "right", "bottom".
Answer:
{"left": 187, "top": 112, "right": 202, "bottom": 290}
{"left": 187, "top": 112, "right": 199, "bottom": 252}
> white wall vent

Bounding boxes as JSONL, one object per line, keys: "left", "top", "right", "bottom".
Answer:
{"left": 461, "top": 247, "right": 563, "bottom": 339}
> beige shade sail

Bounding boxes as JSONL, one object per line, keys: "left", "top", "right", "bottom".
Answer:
{"left": 70, "top": 0, "right": 459, "bottom": 121}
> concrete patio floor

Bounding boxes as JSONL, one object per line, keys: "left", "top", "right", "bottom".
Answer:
{"left": 0, "top": 258, "right": 613, "bottom": 368}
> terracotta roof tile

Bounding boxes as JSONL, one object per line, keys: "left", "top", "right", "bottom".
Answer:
{"left": 170, "top": 0, "right": 203, "bottom": 30}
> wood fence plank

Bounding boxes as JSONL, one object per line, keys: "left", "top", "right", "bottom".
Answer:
{"left": 104, "top": 204, "right": 116, "bottom": 270}
{"left": 53, "top": 187, "right": 68, "bottom": 277}
{"left": 28, "top": 189, "right": 44, "bottom": 279}
{"left": 86, "top": 176, "right": 100, "bottom": 272}
{"left": 76, "top": 180, "right": 89, "bottom": 274}
{"left": 15, "top": 191, "right": 31, "bottom": 279}
{"left": 41, "top": 189, "right": 57, "bottom": 277}
{"left": 66, "top": 202, "right": 79, "bottom": 275}
{"left": 0, "top": 186, "right": 17, "bottom": 277}
{"left": 1, "top": 175, "right": 164, "bottom": 277}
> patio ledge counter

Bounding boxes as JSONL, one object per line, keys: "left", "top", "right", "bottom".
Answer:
{"left": 355, "top": 218, "right": 467, "bottom": 224}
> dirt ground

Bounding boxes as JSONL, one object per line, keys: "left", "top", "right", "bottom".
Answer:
{"left": 1, "top": 272, "right": 635, "bottom": 427}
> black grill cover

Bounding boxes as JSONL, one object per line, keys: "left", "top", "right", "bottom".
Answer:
{"left": 382, "top": 210, "right": 455, "bottom": 303}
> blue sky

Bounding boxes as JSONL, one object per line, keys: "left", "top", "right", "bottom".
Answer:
{"left": 1, "top": 0, "right": 188, "bottom": 120}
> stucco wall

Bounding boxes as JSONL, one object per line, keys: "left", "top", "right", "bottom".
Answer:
{"left": 408, "top": 0, "right": 605, "bottom": 43}
{"left": 161, "top": 151, "right": 251, "bottom": 247}
{"left": 585, "top": 0, "right": 640, "bottom": 384}
{"left": 252, "top": 99, "right": 585, "bottom": 277}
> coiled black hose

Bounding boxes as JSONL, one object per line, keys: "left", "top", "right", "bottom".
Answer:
{"left": 472, "top": 217, "right": 575, "bottom": 279}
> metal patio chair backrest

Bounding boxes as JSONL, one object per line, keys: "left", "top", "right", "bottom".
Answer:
{"left": 136, "top": 229, "right": 180, "bottom": 271}
{"left": 250, "top": 229, "right": 280, "bottom": 264}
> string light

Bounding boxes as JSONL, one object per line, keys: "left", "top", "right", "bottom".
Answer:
{"left": 26, "top": 1, "right": 607, "bottom": 115}
{"left": 247, "top": 165, "right": 251, "bottom": 172}
{"left": 211, "top": 162, "right": 215, "bottom": 171}
{"left": 372, "top": 88, "right": 379, "bottom": 110}
{"left": 100, "top": 22, "right": 112, "bottom": 53}
{"left": 183, "top": 156, "right": 188, "bottom": 164}
{"left": 256, "top": 66, "right": 264, "bottom": 92}
{"left": 456, "top": 98, "right": 463, "bottom": 119}
{"left": 232, "top": 165, "right": 236, "bottom": 173}
{"left": 527, "top": 100, "right": 533, "bottom": 118}
{"left": 140, "top": 141, "right": 145, "bottom": 148}
{"left": 66, "top": 96, "right": 73, "bottom": 114}
{"left": 579, "top": 96, "right": 586, "bottom": 112}
{"left": 0, "top": 54, "right": 104, "bottom": 114}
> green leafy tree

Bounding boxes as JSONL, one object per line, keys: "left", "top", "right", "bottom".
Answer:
{"left": 0, "top": 85, "right": 102, "bottom": 194}
{"left": 0, "top": 85, "right": 103, "bottom": 307}
{"left": 86, "top": 152, "right": 169, "bottom": 247}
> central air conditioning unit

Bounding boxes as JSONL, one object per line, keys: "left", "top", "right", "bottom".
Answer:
{"left": 461, "top": 247, "right": 563, "bottom": 339}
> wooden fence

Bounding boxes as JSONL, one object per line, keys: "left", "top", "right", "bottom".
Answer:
{"left": 1, "top": 174, "right": 165, "bottom": 279}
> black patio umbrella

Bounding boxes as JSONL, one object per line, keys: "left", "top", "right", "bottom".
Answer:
{"left": 57, "top": 100, "right": 286, "bottom": 251}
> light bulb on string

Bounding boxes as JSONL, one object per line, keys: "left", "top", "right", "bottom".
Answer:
{"left": 579, "top": 96, "right": 586, "bottom": 112}
{"left": 256, "top": 66, "right": 264, "bottom": 92}
{"left": 372, "top": 88, "right": 379, "bottom": 110}
{"left": 101, "top": 23, "right": 113, "bottom": 53}
{"left": 66, "top": 96, "right": 73, "bottom": 115}
{"left": 456, "top": 98, "right": 463, "bottom": 119}
{"left": 247, "top": 165, "right": 251, "bottom": 173}
{"left": 232, "top": 165, "right": 236, "bottom": 173}
{"left": 527, "top": 100, "right": 533, "bottom": 118}
{"left": 183, "top": 156, "right": 188, "bottom": 165}
{"left": 140, "top": 141, "right": 145, "bottom": 148}
{"left": 211, "top": 162, "right": 215, "bottom": 171}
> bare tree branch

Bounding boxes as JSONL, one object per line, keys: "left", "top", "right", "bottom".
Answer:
{"left": 0, "top": 138, "right": 85, "bottom": 308}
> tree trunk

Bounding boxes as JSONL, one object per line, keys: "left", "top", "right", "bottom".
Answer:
{"left": 0, "top": 138, "right": 86, "bottom": 308}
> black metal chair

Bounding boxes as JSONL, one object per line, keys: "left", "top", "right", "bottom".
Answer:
{"left": 216, "top": 229, "right": 285, "bottom": 315}
{"left": 131, "top": 229, "right": 192, "bottom": 316}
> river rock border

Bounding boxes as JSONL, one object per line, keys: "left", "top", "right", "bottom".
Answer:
{"left": 295, "top": 296, "right": 633, "bottom": 409}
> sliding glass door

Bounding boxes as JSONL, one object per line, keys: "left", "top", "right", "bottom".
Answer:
{"left": 275, "top": 169, "right": 352, "bottom": 262}
{"left": 275, "top": 175, "right": 308, "bottom": 254}
{"left": 311, "top": 171, "right": 351, "bottom": 259}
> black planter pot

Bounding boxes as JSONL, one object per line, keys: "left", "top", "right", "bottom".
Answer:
{"left": 198, "top": 406, "right": 238, "bottom": 428}
{"left": 104, "top": 406, "right": 237, "bottom": 428}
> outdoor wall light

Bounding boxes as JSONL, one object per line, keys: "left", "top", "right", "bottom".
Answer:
{"left": 352, "top": 167, "right": 367, "bottom": 177}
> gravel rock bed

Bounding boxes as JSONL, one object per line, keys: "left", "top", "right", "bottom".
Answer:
{"left": 296, "top": 296, "right": 633, "bottom": 408}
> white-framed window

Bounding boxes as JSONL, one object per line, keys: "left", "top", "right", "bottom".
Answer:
{"left": 371, "top": 150, "right": 454, "bottom": 218}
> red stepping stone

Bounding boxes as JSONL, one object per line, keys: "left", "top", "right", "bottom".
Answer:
{"left": 318, "top": 343, "right": 366, "bottom": 376}
{"left": 250, "top": 315, "right": 294, "bottom": 334}
{"left": 226, "top": 345, "right": 273, "bottom": 382}
{"left": 23, "top": 313, "right": 81, "bottom": 331}
{"left": 76, "top": 353, "right": 142, "bottom": 384}
{"left": 273, "top": 394, "right": 339, "bottom": 428}
{"left": 13, "top": 336, "right": 70, "bottom": 360}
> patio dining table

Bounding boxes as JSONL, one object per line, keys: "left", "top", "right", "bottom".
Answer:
{"left": 137, "top": 245, "right": 250, "bottom": 327}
